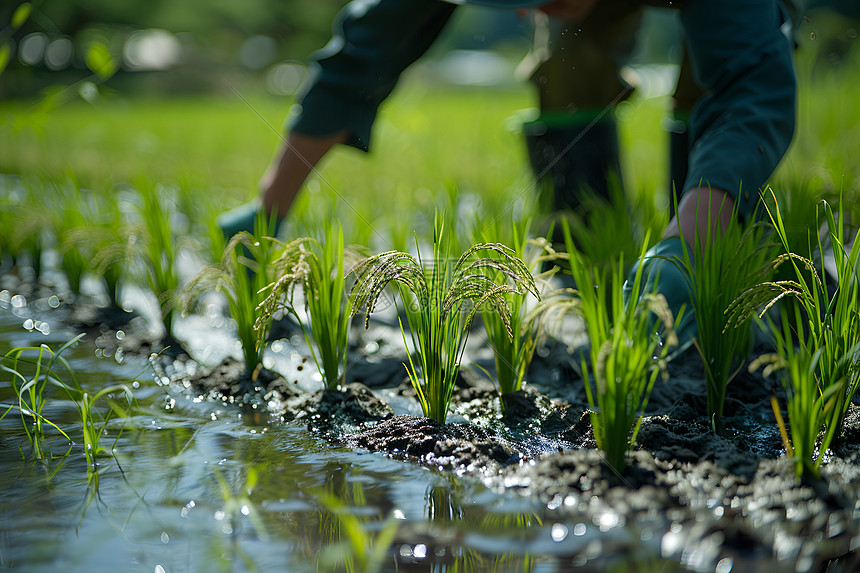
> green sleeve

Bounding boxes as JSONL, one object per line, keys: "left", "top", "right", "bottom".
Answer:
{"left": 289, "top": 0, "right": 456, "bottom": 152}
{"left": 681, "top": 0, "right": 797, "bottom": 215}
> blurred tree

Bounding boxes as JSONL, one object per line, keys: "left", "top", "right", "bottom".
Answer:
{"left": 0, "top": 0, "right": 349, "bottom": 97}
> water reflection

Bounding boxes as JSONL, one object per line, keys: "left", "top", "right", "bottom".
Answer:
{"left": 1, "top": 319, "right": 685, "bottom": 572}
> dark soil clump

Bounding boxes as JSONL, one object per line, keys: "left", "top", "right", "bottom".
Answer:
{"left": 347, "top": 416, "right": 522, "bottom": 472}
{"left": 284, "top": 383, "right": 394, "bottom": 429}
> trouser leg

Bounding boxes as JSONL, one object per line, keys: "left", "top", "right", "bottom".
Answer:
{"left": 522, "top": 1, "right": 643, "bottom": 213}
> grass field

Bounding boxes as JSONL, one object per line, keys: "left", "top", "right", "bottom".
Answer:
{"left": 0, "top": 41, "right": 858, "bottom": 265}
{"left": 3, "top": 45, "right": 858, "bottom": 244}
{"left": 0, "top": 74, "right": 671, "bottom": 248}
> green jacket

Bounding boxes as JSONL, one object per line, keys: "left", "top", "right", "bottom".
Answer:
{"left": 290, "top": 0, "right": 797, "bottom": 214}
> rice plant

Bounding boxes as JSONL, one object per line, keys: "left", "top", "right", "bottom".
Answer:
{"left": 43, "top": 176, "right": 91, "bottom": 297}
{"left": 67, "top": 195, "right": 128, "bottom": 309}
{"left": 472, "top": 215, "right": 555, "bottom": 406}
{"left": 75, "top": 382, "right": 134, "bottom": 473}
{"left": 257, "top": 223, "right": 354, "bottom": 390}
{"left": 349, "top": 214, "right": 538, "bottom": 423}
{"left": 183, "top": 212, "right": 280, "bottom": 377}
{"left": 754, "top": 304, "right": 847, "bottom": 480}
{"left": 0, "top": 177, "right": 44, "bottom": 279}
{"left": 728, "top": 195, "right": 860, "bottom": 479}
{"left": 0, "top": 335, "right": 83, "bottom": 460}
{"left": 672, "top": 195, "right": 777, "bottom": 433}
{"left": 134, "top": 185, "right": 182, "bottom": 336}
{"left": 1, "top": 333, "right": 135, "bottom": 472}
{"left": 559, "top": 179, "right": 646, "bottom": 276}
{"left": 566, "top": 232, "right": 677, "bottom": 473}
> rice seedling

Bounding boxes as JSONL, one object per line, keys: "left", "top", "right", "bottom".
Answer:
{"left": 183, "top": 212, "right": 280, "bottom": 378}
{"left": 0, "top": 335, "right": 84, "bottom": 460}
{"left": 471, "top": 214, "right": 557, "bottom": 406}
{"left": 565, "top": 230, "right": 677, "bottom": 473}
{"left": 257, "top": 223, "right": 354, "bottom": 390}
{"left": 34, "top": 176, "right": 90, "bottom": 297}
{"left": 74, "top": 381, "right": 135, "bottom": 474}
{"left": 753, "top": 304, "right": 847, "bottom": 480}
{"left": 671, "top": 194, "right": 777, "bottom": 433}
{"left": 349, "top": 214, "right": 538, "bottom": 423}
{"left": 0, "top": 177, "right": 44, "bottom": 279}
{"left": 728, "top": 195, "right": 860, "bottom": 479}
{"left": 67, "top": 195, "right": 128, "bottom": 309}
{"left": 134, "top": 185, "right": 182, "bottom": 336}
{"left": 1, "top": 333, "right": 136, "bottom": 475}
{"left": 559, "top": 178, "right": 643, "bottom": 275}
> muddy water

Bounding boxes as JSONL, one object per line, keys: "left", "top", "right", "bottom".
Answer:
{"left": 3, "top": 274, "right": 860, "bottom": 572}
{"left": 0, "top": 287, "right": 686, "bottom": 573}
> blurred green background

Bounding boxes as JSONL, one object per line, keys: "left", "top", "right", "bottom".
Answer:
{"left": 0, "top": 0, "right": 859, "bottom": 244}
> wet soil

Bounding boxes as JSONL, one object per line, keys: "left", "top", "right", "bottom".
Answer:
{"left": 5, "top": 274, "right": 860, "bottom": 571}
{"left": 152, "top": 318, "right": 860, "bottom": 570}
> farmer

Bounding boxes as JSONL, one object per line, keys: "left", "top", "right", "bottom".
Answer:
{"left": 218, "top": 0, "right": 798, "bottom": 344}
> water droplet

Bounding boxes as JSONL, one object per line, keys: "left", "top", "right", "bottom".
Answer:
{"left": 48, "top": 295, "right": 60, "bottom": 308}
{"left": 551, "top": 523, "right": 568, "bottom": 542}
{"left": 161, "top": 532, "right": 169, "bottom": 543}
{"left": 11, "top": 294, "right": 26, "bottom": 308}
{"left": 116, "top": 330, "right": 125, "bottom": 340}
{"left": 715, "top": 557, "right": 734, "bottom": 573}
{"left": 155, "top": 565, "right": 166, "bottom": 573}
{"left": 23, "top": 319, "right": 34, "bottom": 330}
{"left": 240, "top": 505, "right": 250, "bottom": 516}
{"left": 810, "top": 32, "right": 816, "bottom": 40}
{"left": 413, "top": 544, "right": 427, "bottom": 558}
{"left": 573, "top": 523, "right": 586, "bottom": 536}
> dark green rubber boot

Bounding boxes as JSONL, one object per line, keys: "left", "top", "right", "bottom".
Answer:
{"left": 523, "top": 112, "right": 622, "bottom": 213}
